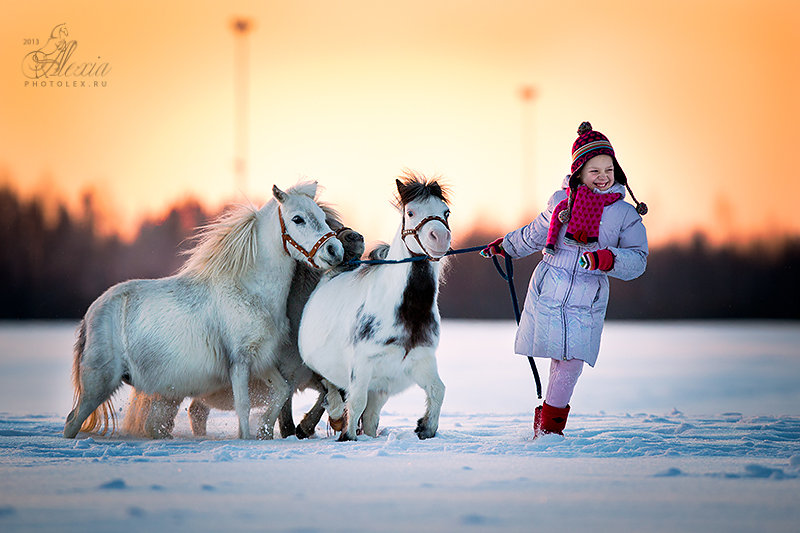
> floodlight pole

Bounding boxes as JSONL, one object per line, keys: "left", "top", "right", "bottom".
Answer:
{"left": 232, "top": 18, "right": 252, "bottom": 196}
{"left": 519, "top": 85, "right": 537, "bottom": 220}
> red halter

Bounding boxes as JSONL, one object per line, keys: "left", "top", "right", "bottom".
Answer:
{"left": 278, "top": 207, "right": 337, "bottom": 269}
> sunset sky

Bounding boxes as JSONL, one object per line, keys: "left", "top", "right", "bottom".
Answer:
{"left": 1, "top": 0, "right": 798, "bottom": 247}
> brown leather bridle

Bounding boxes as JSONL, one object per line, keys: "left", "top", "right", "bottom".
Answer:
{"left": 278, "top": 207, "right": 337, "bottom": 269}
{"left": 401, "top": 213, "right": 450, "bottom": 259}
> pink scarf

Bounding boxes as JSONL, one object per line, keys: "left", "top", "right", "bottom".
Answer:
{"left": 544, "top": 185, "right": 621, "bottom": 254}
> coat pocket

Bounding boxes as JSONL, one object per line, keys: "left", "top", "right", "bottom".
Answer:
{"left": 568, "top": 272, "right": 604, "bottom": 310}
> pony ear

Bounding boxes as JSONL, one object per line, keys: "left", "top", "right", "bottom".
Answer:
{"left": 272, "top": 185, "right": 287, "bottom": 203}
{"left": 293, "top": 180, "right": 318, "bottom": 199}
{"left": 395, "top": 178, "right": 406, "bottom": 196}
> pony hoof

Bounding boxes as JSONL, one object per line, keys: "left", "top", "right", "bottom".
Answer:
{"left": 295, "top": 425, "right": 312, "bottom": 439}
{"left": 329, "top": 416, "right": 345, "bottom": 432}
{"left": 256, "top": 427, "right": 273, "bottom": 440}
{"left": 415, "top": 417, "right": 436, "bottom": 440}
{"left": 337, "top": 432, "right": 357, "bottom": 442}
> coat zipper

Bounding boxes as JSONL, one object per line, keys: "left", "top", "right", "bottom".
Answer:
{"left": 560, "top": 248, "right": 580, "bottom": 361}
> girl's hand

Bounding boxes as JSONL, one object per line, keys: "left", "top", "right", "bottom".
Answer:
{"left": 480, "top": 237, "right": 506, "bottom": 258}
{"left": 579, "top": 249, "right": 615, "bottom": 271}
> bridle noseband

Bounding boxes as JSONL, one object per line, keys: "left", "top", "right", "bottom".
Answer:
{"left": 401, "top": 213, "right": 450, "bottom": 260}
{"left": 278, "top": 207, "right": 337, "bottom": 269}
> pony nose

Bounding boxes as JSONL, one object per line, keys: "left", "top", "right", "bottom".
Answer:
{"left": 427, "top": 226, "right": 451, "bottom": 251}
{"left": 325, "top": 240, "right": 344, "bottom": 265}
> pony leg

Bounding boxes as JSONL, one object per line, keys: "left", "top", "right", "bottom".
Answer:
{"left": 361, "top": 390, "right": 389, "bottom": 438}
{"left": 295, "top": 391, "right": 326, "bottom": 439}
{"left": 255, "top": 368, "right": 291, "bottom": 440}
{"left": 340, "top": 366, "right": 372, "bottom": 442}
{"left": 188, "top": 399, "right": 211, "bottom": 436}
{"left": 121, "top": 389, "right": 153, "bottom": 437}
{"left": 230, "top": 362, "right": 252, "bottom": 439}
{"left": 323, "top": 380, "right": 346, "bottom": 430}
{"left": 407, "top": 354, "right": 446, "bottom": 440}
{"left": 144, "top": 396, "right": 180, "bottom": 439}
{"left": 278, "top": 397, "right": 296, "bottom": 438}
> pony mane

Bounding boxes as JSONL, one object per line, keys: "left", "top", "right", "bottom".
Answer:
{"left": 319, "top": 202, "right": 343, "bottom": 230}
{"left": 394, "top": 170, "right": 450, "bottom": 207}
{"left": 178, "top": 204, "right": 259, "bottom": 281}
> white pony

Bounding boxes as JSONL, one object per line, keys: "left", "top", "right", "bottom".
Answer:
{"left": 298, "top": 172, "right": 451, "bottom": 441}
{"left": 64, "top": 182, "right": 344, "bottom": 440}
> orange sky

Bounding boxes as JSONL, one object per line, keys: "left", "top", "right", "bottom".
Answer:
{"left": 1, "top": 0, "right": 798, "bottom": 246}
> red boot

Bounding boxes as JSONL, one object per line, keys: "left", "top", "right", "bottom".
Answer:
{"left": 533, "top": 402, "right": 570, "bottom": 438}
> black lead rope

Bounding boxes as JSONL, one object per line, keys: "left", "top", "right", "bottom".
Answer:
{"left": 342, "top": 244, "right": 543, "bottom": 400}
{"left": 491, "top": 254, "right": 543, "bottom": 399}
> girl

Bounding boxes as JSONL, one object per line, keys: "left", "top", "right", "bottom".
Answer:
{"left": 482, "top": 121, "right": 648, "bottom": 438}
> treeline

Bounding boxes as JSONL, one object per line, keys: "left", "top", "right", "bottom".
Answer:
{"left": 1, "top": 186, "right": 798, "bottom": 320}
{"left": 0, "top": 187, "right": 211, "bottom": 319}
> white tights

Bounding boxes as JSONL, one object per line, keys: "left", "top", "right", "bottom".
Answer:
{"left": 545, "top": 358, "right": 584, "bottom": 409}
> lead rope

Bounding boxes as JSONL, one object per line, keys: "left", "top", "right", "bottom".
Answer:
{"left": 491, "top": 254, "right": 543, "bottom": 399}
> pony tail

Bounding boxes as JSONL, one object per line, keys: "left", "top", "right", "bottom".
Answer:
{"left": 69, "top": 321, "right": 117, "bottom": 436}
{"left": 625, "top": 184, "right": 648, "bottom": 216}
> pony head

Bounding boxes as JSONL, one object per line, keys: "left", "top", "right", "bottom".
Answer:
{"left": 395, "top": 171, "right": 451, "bottom": 259}
{"left": 272, "top": 182, "right": 344, "bottom": 270}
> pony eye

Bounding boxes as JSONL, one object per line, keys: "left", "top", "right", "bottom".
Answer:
{"left": 444, "top": 210, "right": 450, "bottom": 219}
{"left": 407, "top": 210, "right": 414, "bottom": 218}
{"left": 292, "top": 215, "right": 305, "bottom": 225}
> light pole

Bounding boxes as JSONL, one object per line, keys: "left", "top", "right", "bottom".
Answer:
{"left": 519, "top": 85, "right": 537, "bottom": 221}
{"left": 232, "top": 18, "right": 253, "bottom": 196}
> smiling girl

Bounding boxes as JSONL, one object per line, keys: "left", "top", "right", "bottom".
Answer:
{"left": 482, "top": 121, "right": 649, "bottom": 439}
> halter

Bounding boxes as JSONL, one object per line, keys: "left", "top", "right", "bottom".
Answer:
{"left": 278, "top": 207, "right": 337, "bottom": 269}
{"left": 401, "top": 213, "right": 450, "bottom": 260}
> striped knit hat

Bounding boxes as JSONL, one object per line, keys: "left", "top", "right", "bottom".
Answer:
{"left": 568, "top": 121, "right": 647, "bottom": 216}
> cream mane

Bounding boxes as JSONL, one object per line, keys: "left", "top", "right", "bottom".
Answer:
{"left": 178, "top": 204, "right": 260, "bottom": 281}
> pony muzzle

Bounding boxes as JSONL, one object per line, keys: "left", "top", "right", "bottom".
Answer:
{"left": 314, "top": 237, "right": 345, "bottom": 269}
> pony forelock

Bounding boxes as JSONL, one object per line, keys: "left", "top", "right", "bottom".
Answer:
{"left": 394, "top": 170, "right": 449, "bottom": 208}
{"left": 178, "top": 204, "right": 259, "bottom": 281}
{"left": 286, "top": 180, "right": 319, "bottom": 200}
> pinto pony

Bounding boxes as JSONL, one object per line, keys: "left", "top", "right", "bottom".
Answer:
{"left": 299, "top": 172, "right": 451, "bottom": 441}
{"left": 64, "top": 182, "right": 344, "bottom": 439}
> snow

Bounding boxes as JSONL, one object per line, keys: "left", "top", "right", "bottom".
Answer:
{"left": 1, "top": 320, "right": 799, "bottom": 532}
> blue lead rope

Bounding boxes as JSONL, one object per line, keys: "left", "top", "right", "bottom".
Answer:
{"left": 344, "top": 244, "right": 543, "bottom": 400}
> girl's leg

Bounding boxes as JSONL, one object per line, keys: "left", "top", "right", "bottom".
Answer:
{"left": 545, "top": 358, "right": 584, "bottom": 408}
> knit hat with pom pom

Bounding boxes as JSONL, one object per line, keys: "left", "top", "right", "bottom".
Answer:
{"left": 567, "top": 121, "right": 647, "bottom": 216}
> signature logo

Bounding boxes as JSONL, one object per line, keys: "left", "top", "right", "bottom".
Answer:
{"left": 22, "top": 24, "right": 111, "bottom": 85}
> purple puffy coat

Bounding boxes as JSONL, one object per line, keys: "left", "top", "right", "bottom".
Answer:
{"left": 502, "top": 180, "right": 648, "bottom": 366}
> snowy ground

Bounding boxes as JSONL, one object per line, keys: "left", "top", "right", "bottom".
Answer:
{"left": 1, "top": 320, "right": 799, "bottom": 532}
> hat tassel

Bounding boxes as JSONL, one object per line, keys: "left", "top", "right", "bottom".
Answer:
{"left": 625, "top": 184, "right": 648, "bottom": 216}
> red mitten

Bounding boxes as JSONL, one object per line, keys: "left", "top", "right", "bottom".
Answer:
{"left": 480, "top": 237, "right": 506, "bottom": 258}
{"left": 579, "top": 249, "right": 614, "bottom": 271}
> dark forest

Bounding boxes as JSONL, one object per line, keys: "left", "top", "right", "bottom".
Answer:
{"left": 1, "top": 186, "right": 798, "bottom": 320}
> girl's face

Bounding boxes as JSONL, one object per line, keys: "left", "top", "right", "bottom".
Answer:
{"left": 580, "top": 154, "right": 615, "bottom": 191}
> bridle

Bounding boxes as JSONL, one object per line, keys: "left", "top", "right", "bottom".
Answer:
{"left": 278, "top": 207, "right": 337, "bottom": 269}
{"left": 401, "top": 212, "right": 450, "bottom": 260}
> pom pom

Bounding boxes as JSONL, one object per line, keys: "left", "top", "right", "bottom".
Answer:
{"left": 558, "top": 209, "right": 571, "bottom": 223}
{"left": 636, "top": 202, "right": 648, "bottom": 216}
{"left": 577, "top": 121, "right": 593, "bottom": 135}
